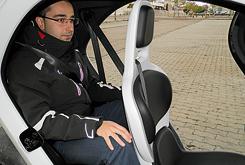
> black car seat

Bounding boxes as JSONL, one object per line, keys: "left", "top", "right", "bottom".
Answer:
{"left": 122, "top": 0, "right": 245, "bottom": 165}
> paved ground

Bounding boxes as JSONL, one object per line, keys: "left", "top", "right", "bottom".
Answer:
{"left": 1, "top": 16, "right": 245, "bottom": 164}
{"left": 150, "top": 19, "right": 245, "bottom": 154}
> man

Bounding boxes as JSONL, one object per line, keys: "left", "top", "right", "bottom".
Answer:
{"left": 7, "top": 0, "right": 140, "bottom": 164}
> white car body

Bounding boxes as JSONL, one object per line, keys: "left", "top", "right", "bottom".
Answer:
{"left": 0, "top": 0, "right": 245, "bottom": 164}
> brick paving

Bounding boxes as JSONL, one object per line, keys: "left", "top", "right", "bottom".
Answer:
{"left": 150, "top": 20, "right": 245, "bottom": 154}
{"left": 152, "top": 20, "right": 245, "bottom": 154}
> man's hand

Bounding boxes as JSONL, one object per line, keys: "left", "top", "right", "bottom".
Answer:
{"left": 96, "top": 121, "right": 132, "bottom": 150}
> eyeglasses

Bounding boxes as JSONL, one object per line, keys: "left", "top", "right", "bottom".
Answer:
{"left": 40, "top": 16, "right": 79, "bottom": 26}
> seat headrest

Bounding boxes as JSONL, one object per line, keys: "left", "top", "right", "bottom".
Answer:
{"left": 136, "top": 5, "right": 154, "bottom": 48}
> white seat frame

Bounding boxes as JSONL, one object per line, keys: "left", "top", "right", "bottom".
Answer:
{"left": 122, "top": 0, "right": 170, "bottom": 164}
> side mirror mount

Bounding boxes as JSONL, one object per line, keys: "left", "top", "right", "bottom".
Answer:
{"left": 228, "top": 12, "right": 245, "bottom": 75}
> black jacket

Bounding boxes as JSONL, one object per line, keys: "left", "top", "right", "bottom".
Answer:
{"left": 7, "top": 22, "right": 122, "bottom": 140}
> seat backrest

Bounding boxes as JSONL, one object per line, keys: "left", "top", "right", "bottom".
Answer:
{"left": 122, "top": 0, "right": 172, "bottom": 163}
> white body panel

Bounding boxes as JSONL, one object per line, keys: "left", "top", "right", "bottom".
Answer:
{"left": 0, "top": 0, "right": 53, "bottom": 164}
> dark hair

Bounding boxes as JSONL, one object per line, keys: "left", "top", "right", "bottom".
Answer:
{"left": 39, "top": 0, "right": 71, "bottom": 16}
{"left": 39, "top": 6, "right": 50, "bottom": 16}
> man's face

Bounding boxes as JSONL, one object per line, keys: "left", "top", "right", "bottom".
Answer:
{"left": 36, "top": 1, "right": 75, "bottom": 41}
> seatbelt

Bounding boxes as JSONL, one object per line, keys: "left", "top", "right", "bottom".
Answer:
{"left": 16, "top": 42, "right": 82, "bottom": 84}
{"left": 15, "top": 43, "right": 90, "bottom": 163}
{"left": 16, "top": 42, "right": 81, "bottom": 158}
{"left": 85, "top": 13, "right": 124, "bottom": 75}
{"left": 81, "top": 16, "right": 106, "bottom": 83}
{"left": 88, "top": 24, "right": 106, "bottom": 83}
{"left": 74, "top": 49, "right": 100, "bottom": 80}
{"left": 135, "top": 59, "right": 149, "bottom": 108}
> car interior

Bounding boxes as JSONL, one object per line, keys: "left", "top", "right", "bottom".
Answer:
{"left": 1, "top": 0, "right": 245, "bottom": 165}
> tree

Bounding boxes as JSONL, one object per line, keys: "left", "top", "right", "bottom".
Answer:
{"left": 183, "top": 2, "right": 207, "bottom": 14}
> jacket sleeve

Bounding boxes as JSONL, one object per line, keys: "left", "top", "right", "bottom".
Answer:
{"left": 7, "top": 56, "right": 102, "bottom": 140}
{"left": 85, "top": 69, "right": 123, "bottom": 103}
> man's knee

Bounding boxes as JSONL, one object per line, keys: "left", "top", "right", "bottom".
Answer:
{"left": 107, "top": 137, "right": 139, "bottom": 164}
{"left": 112, "top": 137, "right": 134, "bottom": 152}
